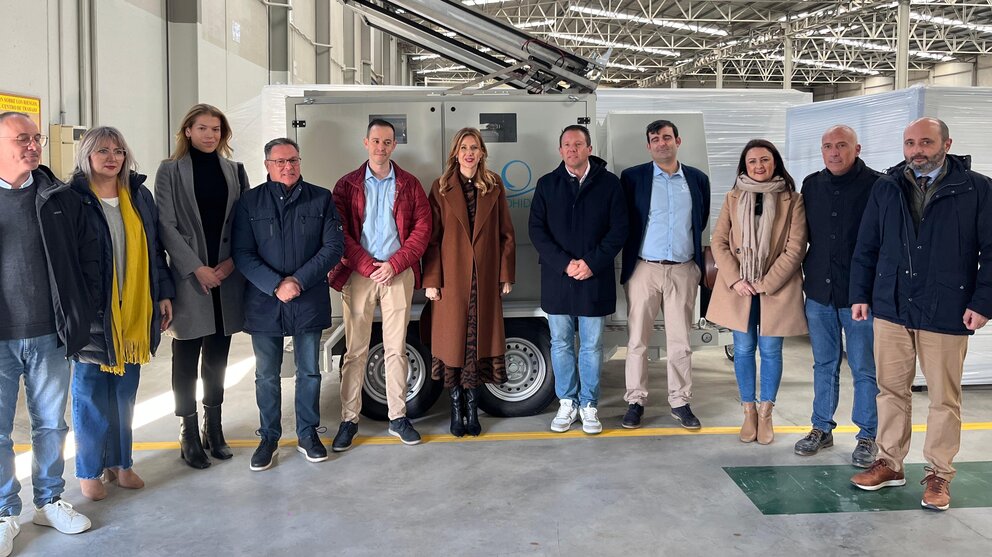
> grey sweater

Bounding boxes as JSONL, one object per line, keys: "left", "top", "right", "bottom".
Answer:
{"left": 0, "top": 184, "right": 56, "bottom": 340}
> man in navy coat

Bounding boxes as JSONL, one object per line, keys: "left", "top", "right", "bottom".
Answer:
{"left": 619, "top": 120, "right": 710, "bottom": 430}
{"left": 849, "top": 118, "right": 992, "bottom": 511}
{"left": 529, "top": 125, "right": 628, "bottom": 435}
{"left": 232, "top": 138, "right": 343, "bottom": 472}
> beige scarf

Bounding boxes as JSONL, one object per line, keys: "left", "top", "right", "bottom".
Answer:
{"left": 734, "top": 174, "right": 788, "bottom": 284}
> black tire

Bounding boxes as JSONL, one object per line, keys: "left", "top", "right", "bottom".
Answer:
{"left": 359, "top": 323, "right": 443, "bottom": 421}
{"left": 725, "top": 344, "right": 735, "bottom": 361}
{"left": 479, "top": 318, "right": 555, "bottom": 417}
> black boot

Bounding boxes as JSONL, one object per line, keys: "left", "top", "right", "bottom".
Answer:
{"left": 465, "top": 387, "right": 482, "bottom": 437}
{"left": 180, "top": 413, "right": 211, "bottom": 469}
{"left": 202, "top": 405, "right": 233, "bottom": 460}
{"left": 449, "top": 386, "right": 466, "bottom": 437}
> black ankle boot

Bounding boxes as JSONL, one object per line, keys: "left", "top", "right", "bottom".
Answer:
{"left": 202, "top": 405, "right": 233, "bottom": 460}
{"left": 465, "top": 387, "right": 482, "bottom": 436}
{"left": 180, "top": 413, "right": 210, "bottom": 469}
{"left": 449, "top": 386, "right": 466, "bottom": 437}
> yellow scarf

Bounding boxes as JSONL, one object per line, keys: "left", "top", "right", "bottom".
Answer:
{"left": 99, "top": 182, "right": 153, "bottom": 375}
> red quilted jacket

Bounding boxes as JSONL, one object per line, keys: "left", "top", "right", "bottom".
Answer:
{"left": 328, "top": 161, "right": 432, "bottom": 291}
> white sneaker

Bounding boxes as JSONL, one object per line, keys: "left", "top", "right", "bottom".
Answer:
{"left": 550, "top": 399, "right": 578, "bottom": 432}
{"left": 1, "top": 516, "right": 19, "bottom": 557}
{"left": 580, "top": 404, "right": 602, "bottom": 434}
{"left": 32, "top": 500, "right": 91, "bottom": 535}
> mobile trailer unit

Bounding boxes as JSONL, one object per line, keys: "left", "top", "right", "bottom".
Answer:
{"left": 283, "top": 89, "right": 732, "bottom": 420}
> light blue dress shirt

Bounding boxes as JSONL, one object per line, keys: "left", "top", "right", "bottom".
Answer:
{"left": 361, "top": 164, "right": 402, "bottom": 261}
{"left": 639, "top": 163, "right": 693, "bottom": 263}
{"left": 0, "top": 173, "right": 34, "bottom": 189}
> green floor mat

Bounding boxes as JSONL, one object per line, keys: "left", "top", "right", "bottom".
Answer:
{"left": 724, "top": 461, "right": 992, "bottom": 514}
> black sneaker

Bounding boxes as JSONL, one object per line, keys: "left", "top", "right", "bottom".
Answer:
{"left": 332, "top": 421, "right": 358, "bottom": 452}
{"left": 671, "top": 404, "right": 701, "bottom": 430}
{"left": 249, "top": 437, "right": 279, "bottom": 471}
{"left": 621, "top": 403, "right": 644, "bottom": 429}
{"left": 794, "top": 428, "right": 833, "bottom": 456}
{"left": 297, "top": 427, "right": 328, "bottom": 463}
{"left": 852, "top": 437, "right": 878, "bottom": 468}
{"left": 388, "top": 417, "right": 422, "bottom": 445}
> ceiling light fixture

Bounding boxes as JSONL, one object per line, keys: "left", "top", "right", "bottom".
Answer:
{"left": 567, "top": 6, "right": 728, "bottom": 37}
{"left": 545, "top": 32, "right": 679, "bottom": 57}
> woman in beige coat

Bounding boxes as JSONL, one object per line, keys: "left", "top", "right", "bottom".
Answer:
{"left": 706, "top": 139, "right": 807, "bottom": 445}
{"left": 423, "top": 127, "right": 515, "bottom": 437}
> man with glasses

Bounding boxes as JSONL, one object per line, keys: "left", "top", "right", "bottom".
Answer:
{"left": 328, "top": 119, "right": 431, "bottom": 449}
{"left": 232, "top": 137, "right": 343, "bottom": 472}
{"left": 1, "top": 112, "right": 100, "bottom": 556}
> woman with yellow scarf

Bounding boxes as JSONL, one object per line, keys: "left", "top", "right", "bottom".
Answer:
{"left": 68, "top": 127, "right": 175, "bottom": 501}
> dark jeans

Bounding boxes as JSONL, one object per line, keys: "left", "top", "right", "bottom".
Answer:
{"left": 251, "top": 332, "right": 322, "bottom": 441}
{"left": 172, "top": 332, "right": 233, "bottom": 417}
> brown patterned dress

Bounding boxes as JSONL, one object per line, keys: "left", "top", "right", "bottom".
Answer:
{"left": 431, "top": 175, "right": 507, "bottom": 389}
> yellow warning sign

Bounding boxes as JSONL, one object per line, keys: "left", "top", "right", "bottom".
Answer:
{"left": 0, "top": 91, "right": 42, "bottom": 129}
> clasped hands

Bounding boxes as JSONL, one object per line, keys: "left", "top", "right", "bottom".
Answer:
{"left": 566, "top": 259, "right": 593, "bottom": 281}
{"left": 193, "top": 259, "right": 236, "bottom": 294}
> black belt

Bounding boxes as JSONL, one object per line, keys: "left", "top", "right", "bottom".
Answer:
{"left": 638, "top": 257, "right": 686, "bottom": 265}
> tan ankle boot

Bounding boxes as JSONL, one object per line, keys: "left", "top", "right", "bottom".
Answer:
{"left": 740, "top": 402, "right": 757, "bottom": 443}
{"left": 757, "top": 401, "right": 775, "bottom": 445}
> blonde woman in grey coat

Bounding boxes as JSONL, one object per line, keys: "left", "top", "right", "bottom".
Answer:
{"left": 155, "top": 104, "right": 248, "bottom": 469}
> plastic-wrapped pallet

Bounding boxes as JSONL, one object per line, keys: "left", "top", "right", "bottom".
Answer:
{"left": 785, "top": 84, "right": 992, "bottom": 187}
{"left": 596, "top": 88, "right": 812, "bottom": 229}
{"left": 785, "top": 84, "right": 992, "bottom": 387}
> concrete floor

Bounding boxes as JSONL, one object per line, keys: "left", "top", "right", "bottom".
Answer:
{"left": 7, "top": 334, "right": 992, "bottom": 556}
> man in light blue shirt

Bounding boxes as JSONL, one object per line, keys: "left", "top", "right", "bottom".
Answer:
{"left": 619, "top": 119, "right": 711, "bottom": 430}
{"left": 361, "top": 164, "right": 401, "bottom": 259}
{"left": 330, "top": 119, "right": 432, "bottom": 450}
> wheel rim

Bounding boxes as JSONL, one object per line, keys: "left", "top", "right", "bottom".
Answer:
{"left": 486, "top": 336, "right": 547, "bottom": 402}
{"left": 363, "top": 342, "right": 426, "bottom": 404}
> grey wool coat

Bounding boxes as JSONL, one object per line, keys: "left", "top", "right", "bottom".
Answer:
{"left": 155, "top": 154, "right": 248, "bottom": 340}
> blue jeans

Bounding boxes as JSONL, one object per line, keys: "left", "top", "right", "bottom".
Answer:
{"left": 805, "top": 298, "right": 878, "bottom": 438}
{"left": 732, "top": 297, "right": 784, "bottom": 404}
{"left": 0, "top": 334, "right": 70, "bottom": 516}
{"left": 252, "top": 332, "right": 322, "bottom": 441}
{"left": 548, "top": 315, "right": 605, "bottom": 407}
{"left": 71, "top": 362, "right": 141, "bottom": 479}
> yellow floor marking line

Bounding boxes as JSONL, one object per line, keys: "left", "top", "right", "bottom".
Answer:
{"left": 13, "top": 422, "right": 992, "bottom": 453}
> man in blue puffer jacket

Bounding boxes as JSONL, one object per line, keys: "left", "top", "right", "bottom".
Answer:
{"left": 232, "top": 137, "right": 343, "bottom": 472}
{"left": 849, "top": 118, "right": 992, "bottom": 512}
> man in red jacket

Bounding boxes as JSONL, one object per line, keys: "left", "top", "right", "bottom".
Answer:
{"left": 328, "top": 119, "right": 431, "bottom": 449}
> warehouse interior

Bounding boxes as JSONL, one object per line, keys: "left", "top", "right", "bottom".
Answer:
{"left": 3, "top": 1, "right": 992, "bottom": 555}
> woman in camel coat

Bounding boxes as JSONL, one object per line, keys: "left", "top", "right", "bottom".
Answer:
{"left": 423, "top": 127, "right": 515, "bottom": 437}
{"left": 706, "top": 138, "right": 807, "bottom": 445}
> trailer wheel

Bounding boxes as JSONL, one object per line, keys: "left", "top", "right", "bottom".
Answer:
{"left": 479, "top": 319, "right": 555, "bottom": 417}
{"left": 360, "top": 324, "right": 442, "bottom": 421}
{"left": 725, "top": 344, "right": 735, "bottom": 362}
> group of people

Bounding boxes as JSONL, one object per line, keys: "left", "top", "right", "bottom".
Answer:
{"left": 527, "top": 117, "right": 990, "bottom": 515}
{"left": 0, "top": 105, "right": 989, "bottom": 555}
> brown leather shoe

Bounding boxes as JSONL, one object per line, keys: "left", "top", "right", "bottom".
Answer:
{"left": 920, "top": 467, "right": 951, "bottom": 511}
{"left": 756, "top": 401, "right": 774, "bottom": 445}
{"left": 851, "top": 459, "right": 906, "bottom": 491}
{"left": 739, "top": 402, "right": 757, "bottom": 443}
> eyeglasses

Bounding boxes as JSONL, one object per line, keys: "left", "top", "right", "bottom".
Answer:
{"left": 95, "top": 147, "right": 127, "bottom": 158}
{"left": 1, "top": 134, "right": 49, "bottom": 147}
{"left": 265, "top": 157, "right": 302, "bottom": 167}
